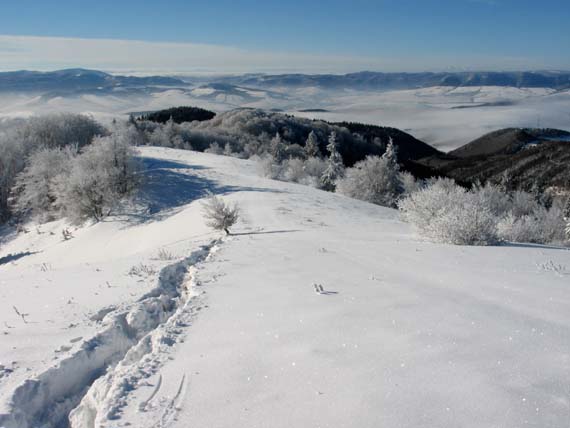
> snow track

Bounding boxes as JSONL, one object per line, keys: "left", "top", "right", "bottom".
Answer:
{"left": 0, "top": 240, "right": 220, "bottom": 428}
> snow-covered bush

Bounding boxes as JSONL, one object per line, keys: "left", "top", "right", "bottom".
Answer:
{"left": 497, "top": 206, "right": 566, "bottom": 244}
{"left": 400, "top": 178, "right": 568, "bottom": 246}
{"left": 205, "top": 142, "right": 224, "bottom": 155}
{"left": 257, "top": 155, "right": 328, "bottom": 189}
{"left": 400, "top": 171, "right": 421, "bottom": 196}
{"left": 399, "top": 179, "right": 498, "bottom": 245}
{"left": 472, "top": 181, "right": 513, "bottom": 216}
{"left": 148, "top": 118, "right": 184, "bottom": 148}
{"left": 56, "top": 132, "right": 140, "bottom": 223}
{"left": 201, "top": 193, "right": 239, "bottom": 235}
{"left": 302, "top": 157, "right": 328, "bottom": 187}
{"left": 282, "top": 158, "right": 307, "bottom": 183}
{"left": 257, "top": 155, "right": 284, "bottom": 180}
{"left": 336, "top": 141, "right": 404, "bottom": 207}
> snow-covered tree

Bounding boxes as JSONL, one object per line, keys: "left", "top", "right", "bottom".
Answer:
{"left": 320, "top": 131, "right": 345, "bottom": 191}
{"left": 0, "top": 136, "right": 25, "bottom": 221}
{"left": 0, "top": 114, "right": 104, "bottom": 222}
{"left": 497, "top": 206, "right": 566, "bottom": 244}
{"left": 400, "top": 171, "right": 421, "bottom": 196}
{"left": 282, "top": 158, "right": 306, "bottom": 183}
{"left": 564, "top": 196, "right": 570, "bottom": 241}
{"left": 18, "top": 113, "right": 105, "bottom": 150}
{"left": 13, "top": 146, "right": 76, "bottom": 221}
{"left": 205, "top": 142, "right": 224, "bottom": 155}
{"left": 270, "top": 133, "right": 287, "bottom": 163}
{"left": 201, "top": 193, "right": 239, "bottom": 235}
{"left": 56, "top": 132, "right": 140, "bottom": 223}
{"left": 223, "top": 142, "right": 234, "bottom": 157}
{"left": 336, "top": 153, "right": 403, "bottom": 207}
{"left": 304, "top": 131, "right": 320, "bottom": 158}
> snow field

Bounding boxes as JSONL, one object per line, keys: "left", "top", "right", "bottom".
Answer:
{"left": 1, "top": 147, "right": 569, "bottom": 427}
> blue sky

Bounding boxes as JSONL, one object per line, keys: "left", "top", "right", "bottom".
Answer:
{"left": 0, "top": 0, "right": 569, "bottom": 73}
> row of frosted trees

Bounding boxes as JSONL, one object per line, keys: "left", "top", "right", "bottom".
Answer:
{"left": 0, "top": 115, "right": 140, "bottom": 225}
{"left": 260, "top": 129, "right": 569, "bottom": 246}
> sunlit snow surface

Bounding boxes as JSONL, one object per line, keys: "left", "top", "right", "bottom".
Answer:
{"left": 1, "top": 148, "right": 569, "bottom": 428}
{"left": 1, "top": 85, "right": 570, "bottom": 150}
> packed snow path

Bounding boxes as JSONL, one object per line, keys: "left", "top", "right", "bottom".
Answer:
{"left": 1, "top": 147, "right": 570, "bottom": 428}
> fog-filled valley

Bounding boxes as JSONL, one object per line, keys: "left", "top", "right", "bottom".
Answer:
{"left": 2, "top": 69, "right": 570, "bottom": 151}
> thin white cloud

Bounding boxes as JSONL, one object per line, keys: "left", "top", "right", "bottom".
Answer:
{"left": 0, "top": 34, "right": 564, "bottom": 74}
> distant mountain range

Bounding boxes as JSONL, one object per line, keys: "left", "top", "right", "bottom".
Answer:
{"left": 219, "top": 71, "right": 570, "bottom": 90}
{"left": 2, "top": 69, "right": 570, "bottom": 95}
{"left": 0, "top": 68, "right": 185, "bottom": 94}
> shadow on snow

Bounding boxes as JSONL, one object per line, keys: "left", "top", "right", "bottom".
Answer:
{"left": 0, "top": 251, "right": 39, "bottom": 266}
{"left": 116, "top": 157, "right": 283, "bottom": 225}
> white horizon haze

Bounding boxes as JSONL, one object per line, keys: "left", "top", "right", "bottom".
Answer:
{"left": 0, "top": 34, "right": 567, "bottom": 75}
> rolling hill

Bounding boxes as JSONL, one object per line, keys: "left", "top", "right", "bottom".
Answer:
{"left": 417, "top": 128, "right": 570, "bottom": 191}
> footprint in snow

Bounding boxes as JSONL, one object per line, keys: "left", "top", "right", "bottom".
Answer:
{"left": 313, "top": 283, "right": 338, "bottom": 295}
{"left": 54, "top": 345, "right": 72, "bottom": 353}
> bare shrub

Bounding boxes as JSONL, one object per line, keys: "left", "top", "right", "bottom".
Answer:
{"left": 128, "top": 263, "right": 156, "bottom": 277}
{"left": 202, "top": 193, "right": 239, "bottom": 235}
{"left": 155, "top": 248, "right": 176, "bottom": 261}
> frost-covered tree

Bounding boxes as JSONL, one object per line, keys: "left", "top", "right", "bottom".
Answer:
{"left": 563, "top": 196, "right": 570, "bottom": 241}
{"left": 17, "top": 113, "right": 105, "bottom": 150}
{"left": 400, "top": 171, "right": 421, "bottom": 196}
{"left": 201, "top": 193, "right": 239, "bottom": 235}
{"left": 336, "top": 140, "right": 403, "bottom": 207}
{"left": 270, "top": 133, "right": 287, "bottom": 163}
{"left": 13, "top": 146, "right": 76, "bottom": 221}
{"left": 398, "top": 177, "right": 569, "bottom": 246}
{"left": 56, "top": 132, "right": 140, "bottom": 223}
{"left": 205, "top": 142, "right": 224, "bottom": 155}
{"left": 336, "top": 153, "right": 403, "bottom": 207}
{"left": 223, "top": 142, "right": 234, "bottom": 157}
{"left": 497, "top": 206, "right": 566, "bottom": 244}
{"left": 148, "top": 118, "right": 184, "bottom": 148}
{"left": 282, "top": 158, "right": 306, "bottom": 183}
{"left": 320, "top": 131, "right": 345, "bottom": 191}
{"left": 304, "top": 131, "right": 320, "bottom": 158}
{"left": 472, "top": 181, "right": 513, "bottom": 217}
{"left": 0, "top": 114, "right": 104, "bottom": 223}
{"left": 0, "top": 136, "right": 25, "bottom": 221}
{"left": 398, "top": 178, "right": 498, "bottom": 245}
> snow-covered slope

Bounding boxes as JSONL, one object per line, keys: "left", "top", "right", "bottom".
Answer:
{"left": 1, "top": 148, "right": 569, "bottom": 428}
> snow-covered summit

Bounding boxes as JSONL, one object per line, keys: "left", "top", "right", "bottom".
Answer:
{"left": 1, "top": 147, "right": 569, "bottom": 428}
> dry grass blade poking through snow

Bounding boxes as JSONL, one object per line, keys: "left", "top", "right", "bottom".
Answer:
{"left": 201, "top": 192, "right": 240, "bottom": 235}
